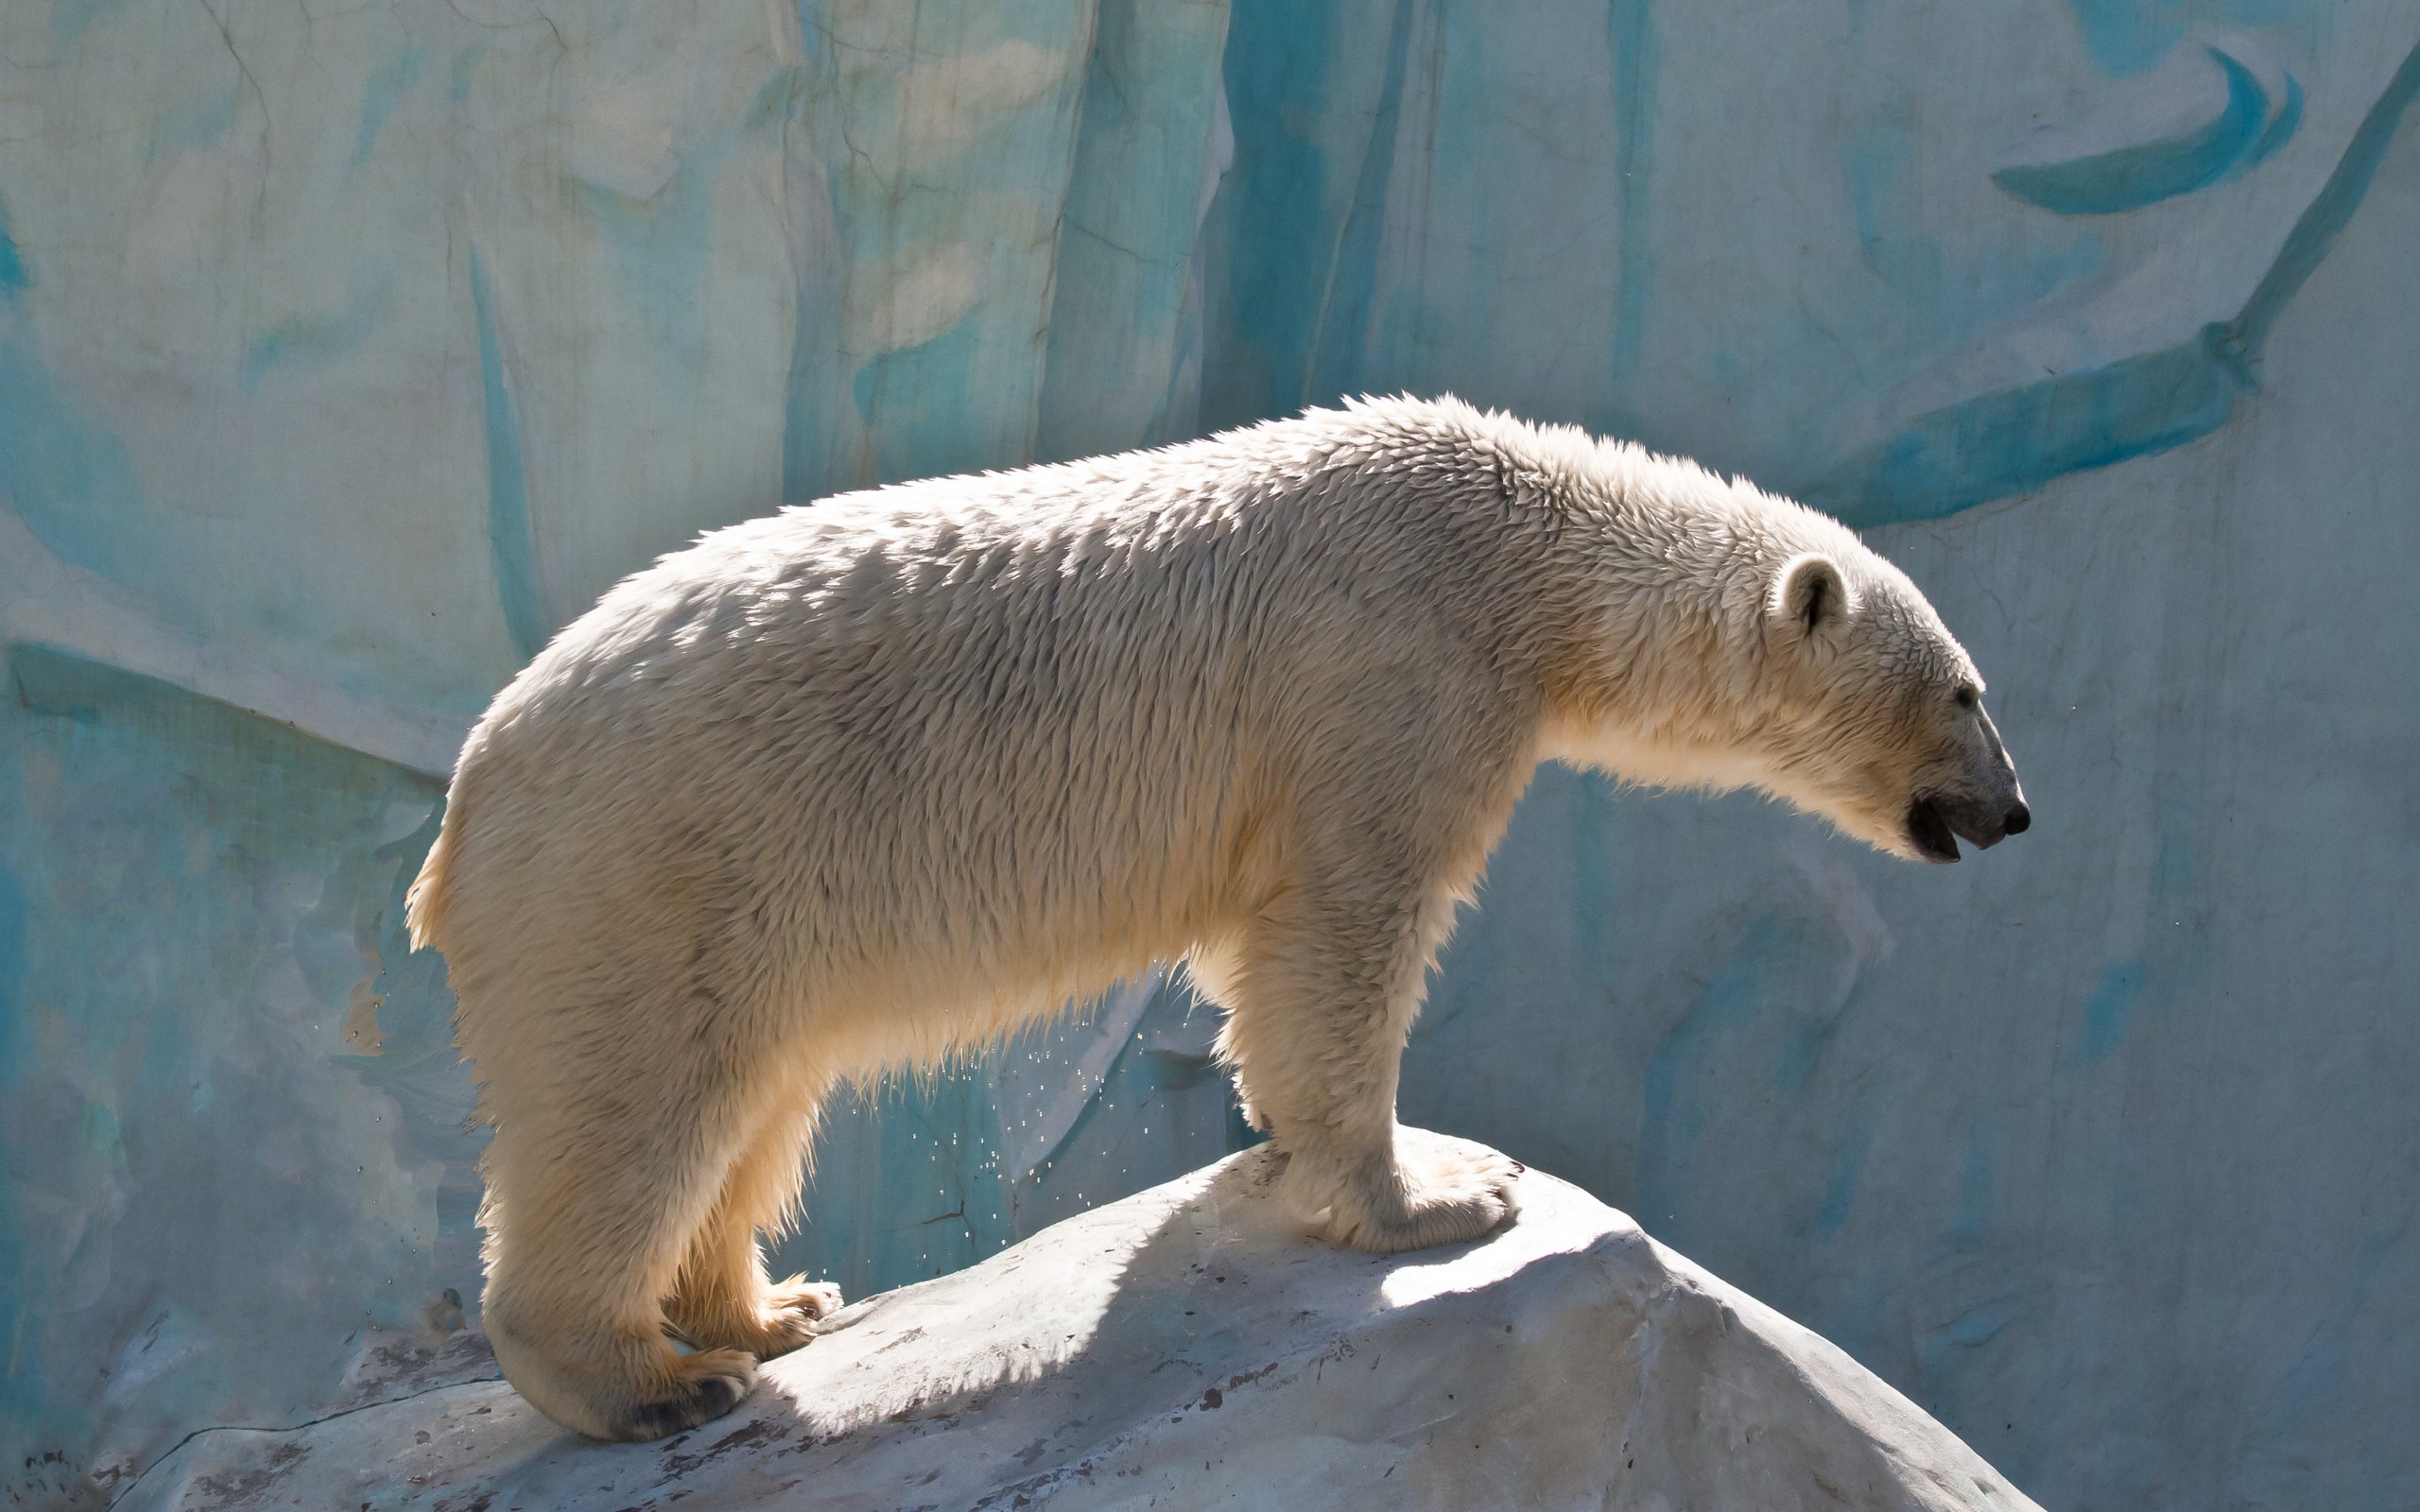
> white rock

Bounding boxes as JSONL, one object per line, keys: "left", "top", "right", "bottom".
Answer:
{"left": 118, "top": 1137, "right": 2038, "bottom": 1511}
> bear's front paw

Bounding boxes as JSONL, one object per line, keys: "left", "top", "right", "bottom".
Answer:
{"left": 1298, "top": 1126, "right": 1523, "bottom": 1254}
{"left": 738, "top": 1276, "right": 843, "bottom": 1360}
{"left": 671, "top": 1276, "right": 842, "bottom": 1361}
{"left": 768, "top": 1276, "right": 844, "bottom": 1328}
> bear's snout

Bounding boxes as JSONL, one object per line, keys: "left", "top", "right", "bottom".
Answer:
{"left": 1910, "top": 791, "right": 2031, "bottom": 861}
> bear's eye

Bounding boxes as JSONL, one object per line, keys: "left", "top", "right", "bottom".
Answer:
{"left": 1954, "top": 685, "right": 1980, "bottom": 710}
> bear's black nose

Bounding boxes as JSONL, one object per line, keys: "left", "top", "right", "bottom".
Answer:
{"left": 2002, "top": 801, "right": 2031, "bottom": 835}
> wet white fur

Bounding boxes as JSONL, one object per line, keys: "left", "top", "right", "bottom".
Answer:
{"left": 407, "top": 395, "right": 1999, "bottom": 1439}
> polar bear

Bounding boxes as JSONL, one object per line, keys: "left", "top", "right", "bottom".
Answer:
{"left": 406, "top": 396, "right": 2027, "bottom": 1440}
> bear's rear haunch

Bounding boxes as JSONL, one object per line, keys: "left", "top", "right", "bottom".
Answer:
{"left": 407, "top": 396, "right": 2028, "bottom": 1441}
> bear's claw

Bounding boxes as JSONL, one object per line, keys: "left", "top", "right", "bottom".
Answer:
{"left": 757, "top": 1276, "right": 844, "bottom": 1355}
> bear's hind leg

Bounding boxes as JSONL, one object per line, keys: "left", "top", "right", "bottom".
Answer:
{"left": 476, "top": 1093, "right": 765, "bottom": 1441}
{"left": 665, "top": 1095, "right": 841, "bottom": 1360}
{"left": 1218, "top": 853, "right": 1522, "bottom": 1254}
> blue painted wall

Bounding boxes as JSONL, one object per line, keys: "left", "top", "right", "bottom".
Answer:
{"left": 3, "top": 3, "right": 2414, "bottom": 1506}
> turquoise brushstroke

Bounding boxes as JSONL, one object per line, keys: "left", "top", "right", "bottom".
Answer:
{"left": 468, "top": 248, "right": 547, "bottom": 662}
{"left": 1933, "top": 1296, "right": 2017, "bottom": 1350}
{"left": 448, "top": 44, "right": 482, "bottom": 103}
{"left": 1993, "top": 46, "right": 2272, "bottom": 215}
{"left": 778, "top": 283, "right": 838, "bottom": 505}
{"left": 2238, "top": 71, "right": 2305, "bottom": 172}
{"left": 850, "top": 317, "right": 985, "bottom": 485}
{"left": 1604, "top": 0, "right": 1659, "bottom": 430}
{"left": 0, "top": 193, "right": 147, "bottom": 582}
{"left": 1950, "top": 1121, "right": 1996, "bottom": 1246}
{"left": 1810, "top": 1100, "right": 1881, "bottom": 1237}
{"left": 1811, "top": 34, "right": 2420, "bottom": 526}
{"left": 1032, "top": 0, "right": 1232, "bottom": 461}
{"left": 1202, "top": 0, "right": 1339, "bottom": 427}
{"left": 2263, "top": 1224, "right": 2408, "bottom": 1434}
{"left": 1636, "top": 914, "right": 1808, "bottom": 1232}
{"left": 567, "top": 69, "right": 797, "bottom": 384}
{"left": 0, "top": 861, "right": 27, "bottom": 1434}
{"left": 238, "top": 276, "right": 391, "bottom": 392}
{"left": 1807, "top": 325, "right": 2251, "bottom": 525}
{"left": 0, "top": 861, "right": 26, "bottom": 1079}
{"left": 2234, "top": 36, "right": 2420, "bottom": 352}
{"left": 351, "top": 49, "right": 424, "bottom": 170}
{"left": 1304, "top": 0, "right": 1415, "bottom": 406}
{"left": 2079, "top": 958, "right": 2150, "bottom": 1062}
{"left": 2065, "top": 0, "right": 2193, "bottom": 77}
{"left": 1776, "top": 982, "right": 1861, "bottom": 1096}
{"left": 0, "top": 196, "right": 26, "bottom": 295}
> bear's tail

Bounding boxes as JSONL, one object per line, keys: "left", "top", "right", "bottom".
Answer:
{"left": 405, "top": 797, "right": 461, "bottom": 954}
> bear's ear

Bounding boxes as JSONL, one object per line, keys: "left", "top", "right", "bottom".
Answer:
{"left": 1769, "top": 553, "right": 1854, "bottom": 641}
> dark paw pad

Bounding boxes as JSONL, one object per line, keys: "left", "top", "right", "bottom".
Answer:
{"left": 611, "top": 1362, "right": 754, "bottom": 1442}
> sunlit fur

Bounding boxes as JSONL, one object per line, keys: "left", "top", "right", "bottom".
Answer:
{"left": 406, "top": 395, "right": 2015, "bottom": 1440}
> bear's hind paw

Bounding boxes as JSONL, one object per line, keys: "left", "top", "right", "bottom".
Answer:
{"left": 605, "top": 1348, "right": 758, "bottom": 1442}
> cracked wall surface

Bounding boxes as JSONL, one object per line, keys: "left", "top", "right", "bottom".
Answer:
{"left": 1, "top": 2, "right": 2415, "bottom": 1507}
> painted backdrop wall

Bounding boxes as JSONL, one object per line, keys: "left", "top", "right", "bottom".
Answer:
{"left": 2, "top": 2, "right": 2414, "bottom": 1507}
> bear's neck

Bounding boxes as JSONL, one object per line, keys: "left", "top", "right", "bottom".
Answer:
{"left": 1520, "top": 453, "right": 1795, "bottom": 792}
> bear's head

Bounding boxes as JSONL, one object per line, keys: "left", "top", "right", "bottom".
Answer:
{"left": 1742, "top": 549, "right": 2029, "bottom": 864}
{"left": 1541, "top": 524, "right": 2027, "bottom": 865}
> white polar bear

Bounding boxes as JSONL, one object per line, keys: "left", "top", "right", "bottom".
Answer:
{"left": 407, "top": 396, "right": 2027, "bottom": 1440}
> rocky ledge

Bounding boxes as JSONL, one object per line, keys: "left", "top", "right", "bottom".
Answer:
{"left": 117, "top": 1133, "right": 2037, "bottom": 1511}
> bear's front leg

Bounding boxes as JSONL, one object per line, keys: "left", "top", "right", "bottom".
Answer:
{"left": 665, "top": 1108, "right": 842, "bottom": 1360}
{"left": 1217, "top": 853, "right": 1522, "bottom": 1254}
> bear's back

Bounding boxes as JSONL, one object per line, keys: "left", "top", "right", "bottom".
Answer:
{"left": 430, "top": 402, "right": 1567, "bottom": 992}
{"left": 506, "top": 404, "right": 1542, "bottom": 776}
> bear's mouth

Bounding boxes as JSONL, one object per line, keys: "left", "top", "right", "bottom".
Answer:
{"left": 1906, "top": 797, "right": 1962, "bottom": 864}
{"left": 1908, "top": 794, "right": 2019, "bottom": 863}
